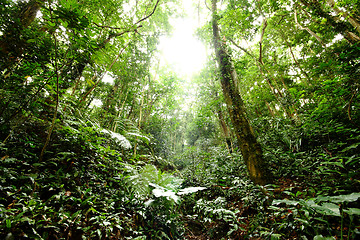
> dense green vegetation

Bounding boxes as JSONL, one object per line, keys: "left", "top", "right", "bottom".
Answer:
{"left": 0, "top": 0, "right": 359, "bottom": 239}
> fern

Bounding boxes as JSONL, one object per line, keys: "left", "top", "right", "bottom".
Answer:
{"left": 100, "top": 128, "right": 131, "bottom": 149}
{"left": 127, "top": 164, "right": 182, "bottom": 196}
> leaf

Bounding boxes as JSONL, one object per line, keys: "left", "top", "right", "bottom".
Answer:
{"left": 345, "top": 155, "right": 358, "bottom": 166}
{"left": 271, "top": 234, "right": 282, "bottom": 240}
{"left": 127, "top": 132, "right": 150, "bottom": 143}
{"left": 144, "top": 199, "right": 154, "bottom": 206}
{"left": 100, "top": 129, "right": 131, "bottom": 149}
{"left": 6, "top": 219, "right": 11, "bottom": 228}
{"left": 341, "top": 142, "right": 360, "bottom": 152}
{"left": 327, "top": 192, "right": 360, "bottom": 203}
{"left": 272, "top": 199, "right": 299, "bottom": 206}
{"left": 320, "top": 161, "right": 344, "bottom": 168}
{"left": 32, "top": 163, "right": 43, "bottom": 167}
{"left": 32, "top": 228, "right": 44, "bottom": 240}
{"left": 319, "top": 203, "right": 340, "bottom": 216}
{"left": 152, "top": 188, "right": 180, "bottom": 203}
{"left": 177, "top": 187, "right": 207, "bottom": 195}
{"left": 86, "top": 207, "right": 97, "bottom": 214}
{"left": 48, "top": 21, "right": 56, "bottom": 27}
{"left": 86, "top": 77, "right": 95, "bottom": 86}
{"left": 344, "top": 208, "right": 360, "bottom": 216}
{"left": 313, "top": 235, "right": 335, "bottom": 240}
{"left": 61, "top": 20, "right": 68, "bottom": 28}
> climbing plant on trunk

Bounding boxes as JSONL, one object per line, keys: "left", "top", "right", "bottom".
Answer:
{"left": 211, "top": 0, "right": 271, "bottom": 185}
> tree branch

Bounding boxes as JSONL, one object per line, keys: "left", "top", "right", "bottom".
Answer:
{"left": 259, "top": 17, "right": 268, "bottom": 65}
{"left": 227, "top": 37, "right": 255, "bottom": 58}
{"left": 135, "top": 0, "right": 161, "bottom": 25}
{"left": 294, "top": 9, "right": 326, "bottom": 47}
{"left": 256, "top": 2, "right": 268, "bottom": 65}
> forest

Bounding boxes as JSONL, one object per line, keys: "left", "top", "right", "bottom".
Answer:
{"left": 0, "top": 0, "right": 360, "bottom": 239}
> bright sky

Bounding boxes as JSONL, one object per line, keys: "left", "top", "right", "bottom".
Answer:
{"left": 102, "top": 0, "right": 208, "bottom": 85}
{"left": 158, "top": 0, "right": 208, "bottom": 77}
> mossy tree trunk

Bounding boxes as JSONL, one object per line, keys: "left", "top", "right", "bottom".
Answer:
{"left": 0, "top": 0, "right": 45, "bottom": 67}
{"left": 211, "top": 0, "right": 271, "bottom": 185}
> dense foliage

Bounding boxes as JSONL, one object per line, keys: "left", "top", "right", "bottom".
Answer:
{"left": 1, "top": 0, "right": 360, "bottom": 239}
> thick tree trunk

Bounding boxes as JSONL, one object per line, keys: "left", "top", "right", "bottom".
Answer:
{"left": 211, "top": 0, "right": 271, "bottom": 185}
{"left": 0, "top": 0, "right": 45, "bottom": 67}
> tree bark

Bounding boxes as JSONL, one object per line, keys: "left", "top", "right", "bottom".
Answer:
{"left": 211, "top": 0, "right": 271, "bottom": 185}
{"left": 0, "top": 0, "right": 45, "bottom": 68}
{"left": 213, "top": 91, "right": 233, "bottom": 154}
{"left": 217, "top": 103, "right": 233, "bottom": 154}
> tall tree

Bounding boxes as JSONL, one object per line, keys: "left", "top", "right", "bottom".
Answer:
{"left": 0, "top": 0, "right": 45, "bottom": 68}
{"left": 211, "top": 0, "right": 271, "bottom": 185}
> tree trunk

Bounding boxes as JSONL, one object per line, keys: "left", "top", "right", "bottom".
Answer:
{"left": 326, "top": 0, "right": 360, "bottom": 35}
{"left": 227, "top": 37, "right": 294, "bottom": 119}
{"left": 294, "top": 9, "right": 327, "bottom": 48}
{"left": 299, "top": 0, "right": 360, "bottom": 44}
{"left": 214, "top": 92, "right": 232, "bottom": 154}
{"left": 211, "top": 0, "right": 271, "bottom": 185}
{"left": 0, "top": 0, "right": 45, "bottom": 68}
{"left": 218, "top": 107, "right": 232, "bottom": 153}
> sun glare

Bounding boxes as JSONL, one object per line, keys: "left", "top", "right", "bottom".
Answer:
{"left": 158, "top": 17, "right": 207, "bottom": 77}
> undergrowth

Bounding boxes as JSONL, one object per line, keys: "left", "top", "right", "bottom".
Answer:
{"left": 1, "top": 112, "right": 360, "bottom": 239}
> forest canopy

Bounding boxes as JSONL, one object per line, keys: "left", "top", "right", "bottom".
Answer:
{"left": 0, "top": 0, "right": 359, "bottom": 239}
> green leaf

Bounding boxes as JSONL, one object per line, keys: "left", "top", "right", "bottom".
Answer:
{"left": 32, "top": 163, "right": 43, "bottom": 167}
{"left": 344, "top": 208, "right": 360, "bottom": 216}
{"left": 6, "top": 219, "right": 11, "bottom": 228}
{"left": 48, "top": 21, "right": 56, "bottom": 27}
{"left": 341, "top": 142, "right": 360, "bottom": 152}
{"left": 152, "top": 188, "right": 180, "bottom": 203}
{"left": 271, "top": 234, "right": 282, "bottom": 240}
{"left": 62, "top": 20, "right": 68, "bottom": 28}
{"left": 313, "top": 235, "right": 335, "bottom": 240}
{"left": 177, "top": 187, "right": 207, "bottom": 195}
{"left": 319, "top": 203, "right": 340, "bottom": 216}
{"left": 272, "top": 199, "right": 299, "bottom": 206}
{"left": 328, "top": 192, "right": 360, "bottom": 203}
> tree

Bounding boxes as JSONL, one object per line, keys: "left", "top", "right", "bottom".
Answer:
{"left": 211, "top": 0, "right": 271, "bottom": 185}
{"left": 0, "top": 0, "right": 45, "bottom": 68}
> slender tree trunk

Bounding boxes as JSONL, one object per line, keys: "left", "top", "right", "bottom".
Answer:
{"left": 211, "top": 0, "right": 271, "bottom": 185}
{"left": 326, "top": 0, "right": 360, "bottom": 35}
{"left": 133, "top": 84, "right": 146, "bottom": 157}
{"left": 218, "top": 107, "right": 233, "bottom": 154}
{"left": 227, "top": 37, "right": 294, "bottom": 119}
{"left": 298, "top": 0, "right": 360, "bottom": 44}
{"left": 294, "top": 9, "right": 327, "bottom": 47}
{"left": 265, "top": 101, "right": 275, "bottom": 117}
{"left": 112, "top": 89, "right": 129, "bottom": 132}
{"left": 214, "top": 92, "right": 232, "bottom": 154}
